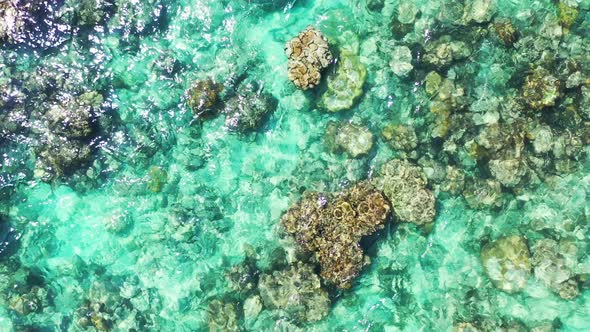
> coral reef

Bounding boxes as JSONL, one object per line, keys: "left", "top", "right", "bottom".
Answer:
{"left": 281, "top": 181, "right": 390, "bottom": 288}
{"left": 521, "top": 68, "right": 561, "bottom": 110}
{"left": 75, "top": 301, "right": 115, "bottom": 331}
{"left": 319, "top": 52, "right": 366, "bottom": 112}
{"left": 373, "top": 159, "right": 436, "bottom": 225}
{"left": 207, "top": 300, "right": 239, "bottom": 332}
{"left": 222, "top": 80, "right": 277, "bottom": 133}
{"left": 0, "top": 0, "right": 26, "bottom": 42}
{"left": 258, "top": 262, "right": 330, "bottom": 322}
{"left": 324, "top": 121, "right": 374, "bottom": 158}
{"left": 285, "top": 26, "right": 333, "bottom": 90}
{"left": 146, "top": 166, "right": 168, "bottom": 193}
{"left": 480, "top": 236, "right": 531, "bottom": 293}
{"left": 381, "top": 124, "right": 417, "bottom": 152}
{"left": 423, "top": 35, "right": 472, "bottom": 68}
{"left": 531, "top": 239, "right": 580, "bottom": 300}
{"left": 34, "top": 91, "right": 104, "bottom": 180}
{"left": 390, "top": 46, "right": 413, "bottom": 77}
{"left": 187, "top": 79, "right": 223, "bottom": 118}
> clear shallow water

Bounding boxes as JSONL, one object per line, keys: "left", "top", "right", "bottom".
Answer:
{"left": 0, "top": 0, "right": 589, "bottom": 331}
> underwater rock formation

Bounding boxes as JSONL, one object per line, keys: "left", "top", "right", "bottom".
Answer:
{"left": 222, "top": 80, "right": 277, "bottom": 133}
{"left": 463, "top": 178, "right": 503, "bottom": 209}
{"left": 187, "top": 79, "right": 223, "bottom": 118}
{"left": 9, "top": 286, "right": 46, "bottom": 316}
{"left": 45, "top": 92, "right": 102, "bottom": 139}
{"left": 258, "top": 262, "right": 330, "bottom": 322}
{"left": 480, "top": 236, "right": 531, "bottom": 293}
{"left": 35, "top": 91, "right": 103, "bottom": 180}
{"left": 521, "top": 68, "right": 561, "bottom": 111}
{"left": 75, "top": 301, "right": 115, "bottom": 331}
{"left": 281, "top": 181, "right": 390, "bottom": 289}
{"left": 319, "top": 52, "right": 366, "bottom": 112}
{"left": 146, "top": 166, "right": 168, "bottom": 193}
{"left": 390, "top": 46, "right": 413, "bottom": 77}
{"left": 531, "top": 239, "right": 580, "bottom": 300}
{"left": 285, "top": 26, "right": 333, "bottom": 90}
{"left": 207, "top": 300, "right": 239, "bottom": 332}
{"left": 324, "top": 121, "right": 374, "bottom": 158}
{"left": 423, "top": 35, "right": 472, "bottom": 68}
{"left": 35, "top": 135, "right": 93, "bottom": 179}
{"left": 381, "top": 124, "right": 418, "bottom": 152}
{"left": 373, "top": 159, "right": 436, "bottom": 226}
{"left": 0, "top": 0, "right": 26, "bottom": 42}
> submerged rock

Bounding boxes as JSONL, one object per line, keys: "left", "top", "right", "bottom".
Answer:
{"left": 9, "top": 287, "right": 46, "bottom": 315}
{"left": 319, "top": 52, "right": 366, "bottom": 112}
{"left": 34, "top": 91, "right": 104, "bottom": 180}
{"left": 463, "top": 0, "right": 496, "bottom": 24}
{"left": 531, "top": 239, "right": 579, "bottom": 300}
{"left": 489, "top": 158, "right": 526, "bottom": 187}
{"left": 0, "top": 1, "right": 26, "bottom": 42}
{"left": 463, "top": 178, "right": 503, "bottom": 209}
{"left": 423, "top": 35, "right": 472, "bottom": 68}
{"left": 146, "top": 166, "right": 168, "bottom": 193}
{"left": 285, "top": 26, "right": 333, "bottom": 90}
{"left": 390, "top": 46, "right": 414, "bottom": 77}
{"left": 480, "top": 236, "right": 531, "bottom": 293}
{"left": 35, "top": 135, "right": 93, "bottom": 179}
{"left": 258, "top": 262, "right": 330, "bottom": 322}
{"left": 207, "top": 300, "right": 239, "bottom": 332}
{"left": 281, "top": 181, "right": 390, "bottom": 289}
{"left": 187, "top": 79, "right": 223, "bottom": 118}
{"left": 222, "top": 81, "right": 277, "bottom": 133}
{"left": 373, "top": 159, "right": 436, "bottom": 225}
{"left": 522, "top": 68, "right": 561, "bottom": 110}
{"left": 45, "top": 91, "right": 102, "bottom": 139}
{"left": 324, "top": 121, "right": 374, "bottom": 158}
{"left": 381, "top": 124, "right": 418, "bottom": 151}
{"left": 491, "top": 20, "right": 518, "bottom": 47}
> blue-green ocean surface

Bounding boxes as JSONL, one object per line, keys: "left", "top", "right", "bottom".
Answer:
{"left": 1, "top": 0, "right": 590, "bottom": 331}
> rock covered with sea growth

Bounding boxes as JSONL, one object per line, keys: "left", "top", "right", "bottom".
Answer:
{"left": 186, "top": 78, "right": 223, "bottom": 118}
{"left": 35, "top": 91, "right": 104, "bottom": 179}
{"left": 531, "top": 239, "right": 580, "bottom": 300}
{"left": 480, "top": 236, "right": 531, "bottom": 293}
{"left": 319, "top": 51, "right": 366, "bottom": 112}
{"left": 373, "top": 159, "right": 436, "bottom": 226}
{"left": 324, "top": 121, "right": 374, "bottom": 158}
{"left": 285, "top": 26, "right": 333, "bottom": 90}
{"left": 222, "top": 80, "right": 277, "bottom": 133}
{"left": 281, "top": 181, "right": 390, "bottom": 289}
{"left": 258, "top": 262, "right": 330, "bottom": 322}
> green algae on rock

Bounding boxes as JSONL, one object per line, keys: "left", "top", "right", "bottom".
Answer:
{"left": 281, "top": 181, "right": 390, "bottom": 289}
{"left": 319, "top": 52, "right": 366, "bottom": 112}
{"left": 480, "top": 236, "right": 531, "bottom": 293}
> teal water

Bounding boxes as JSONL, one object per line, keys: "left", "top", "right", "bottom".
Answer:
{"left": 1, "top": 0, "right": 590, "bottom": 331}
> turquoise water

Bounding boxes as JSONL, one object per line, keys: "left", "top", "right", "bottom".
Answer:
{"left": 1, "top": 0, "right": 590, "bottom": 330}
